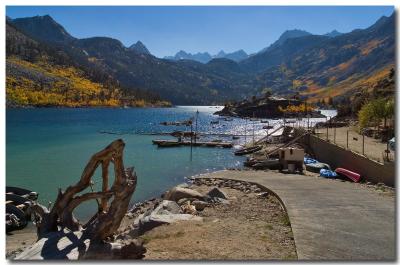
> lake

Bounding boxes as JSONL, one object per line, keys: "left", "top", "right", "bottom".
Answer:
{"left": 6, "top": 106, "right": 335, "bottom": 220}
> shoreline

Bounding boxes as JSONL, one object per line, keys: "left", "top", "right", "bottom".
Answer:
{"left": 6, "top": 104, "right": 174, "bottom": 109}
{"left": 7, "top": 167, "right": 394, "bottom": 260}
{"left": 5, "top": 168, "right": 240, "bottom": 259}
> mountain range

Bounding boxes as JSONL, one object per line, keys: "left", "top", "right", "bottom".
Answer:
{"left": 164, "top": 49, "right": 249, "bottom": 63}
{"left": 163, "top": 29, "right": 343, "bottom": 64}
{"left": 6, "top": 13, "right": 395, "bottom": 106}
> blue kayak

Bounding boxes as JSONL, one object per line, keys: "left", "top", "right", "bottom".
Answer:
{"left": 320, "top": 169, "right": 338, "bottom": 178}
{"left": 304, "top": 157, "right": 318, "bottom": 164}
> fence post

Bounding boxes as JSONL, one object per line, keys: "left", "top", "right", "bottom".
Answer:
{"left": 386, "top": 141, "right": 389, "bottom": 161}
{"left": 326, "top": 125, "right": 328, "bottom": 141}
{"left": 362, "top": 134, "right": 365, "bottom": 155}
{"left": 325, "top": 116, "right": 329, "bottom": 141}
{"left": 346, "top": 130, "right": 349, "bottom": 149}
{"left": 334, "top": 127, "right": 336, "bottom": 144}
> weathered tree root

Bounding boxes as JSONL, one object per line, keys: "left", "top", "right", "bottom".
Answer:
{"left": 23, "top": 139, "right": 145, "bottom": 260}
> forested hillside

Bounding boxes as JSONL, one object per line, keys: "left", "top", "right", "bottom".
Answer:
{"left": 6, "top": 12, "right": 395, "bottom": 106}
{"left": 241, "top": 14, "right": 395, "bottom": 103}
{"left": 6, "top": 20, "right": 170, "bottom": 107}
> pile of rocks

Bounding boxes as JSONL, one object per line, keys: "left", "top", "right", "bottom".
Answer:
{"left": 191, "top": 177, "right": 266, "bottom": 195}
{"left": 363, "top": 181, "right": 395, "bottom": 194}
{"left": 119, "top": 183, "right": 234, "bottom": 239}
{"left": 118, "top": 177, "right": 271, "bottom": 241}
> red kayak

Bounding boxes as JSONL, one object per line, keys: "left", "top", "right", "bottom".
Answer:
{"left": 335, "top": 168, "right": 361, "bottom": 183}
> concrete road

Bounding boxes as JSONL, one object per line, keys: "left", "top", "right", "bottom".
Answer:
{"left": 198, "top": 170, "right": 395, "bottom": 260}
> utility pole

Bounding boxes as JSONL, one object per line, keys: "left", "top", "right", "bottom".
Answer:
{"left": 326, "top": 116, "right": 329, "bottom": 141}
{"left": 252, "top": 112, "right": 255, "bottom": 145}
{"left": 195, "top": 110, "right": 199, "bottom": 144}
{"left": 252, "top": 120, "right": 255, "bottom": 145}
{"left": 244, "top": 118, "right": 247, "bottom": 144}
{"left": 190, "top": 121, "right": 193, "bottom": 161}
{"left": 306, "top": 100, "right": 310, "bottom": 130}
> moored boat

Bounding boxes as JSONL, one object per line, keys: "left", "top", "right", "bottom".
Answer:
{"left": 6, "top": 186, "right": 38, "bottom": 201}
{"left": 157, "top": 141, "right": 181, "bottom": 147}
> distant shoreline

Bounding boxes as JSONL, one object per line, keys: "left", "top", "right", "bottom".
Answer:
{"left": 6, "top": 104, "right": 174, "bottom": 109}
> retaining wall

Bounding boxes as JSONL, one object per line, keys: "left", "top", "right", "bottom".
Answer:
{"left": 295, "top": 129, "right": 395, "bottom": 186}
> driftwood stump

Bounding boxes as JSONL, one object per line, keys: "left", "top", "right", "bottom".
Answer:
{"left": 21, "top": 139, "right": 145, "bottom": 260}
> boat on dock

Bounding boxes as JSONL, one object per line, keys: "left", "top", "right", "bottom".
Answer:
{"left": 335, "top": 168, "right": 361, "bottom": 183}
{"left": 263, "top": 125, "right": 274, "bottom": 129}
{"left": 284, "top": 119, "right": 296, "bottom": 124}
{"left": 160, "top": 120, "right": 191, "bottom": 126}
{"left": 234, "top": 145, "right": 262, "bottom": 156}
{"left": 170, "top": 131, "right": 196, "bottom": 138}
{"left": 252, "top": 159, "right": 281, "bottom": 170}
{"left": 152, "top": 139, "right": 233, "bottom": 148}
{"left": 156, "top": 141, "right": 182, "bottom": 147}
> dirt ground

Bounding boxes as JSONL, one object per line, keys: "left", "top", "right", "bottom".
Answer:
{"left": 315, "top": 126, "right": 394, "bottom": 163}
{"left": 6, "top": 171, "right": 393, "bottom": 260}
{"left": 140, "top": 184, "right": 297, "bottom": 260}
{"left": 6, "top": 223, "right": 37, "bottom": 259}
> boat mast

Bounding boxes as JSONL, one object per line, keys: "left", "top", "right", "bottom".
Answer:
{"left": 244, "top": 118, "right": 247, "bottom": 144}
{"left": 195, "top": 110, "right": 199, "bottom": 144}
{"left": 252, "top": 112, "right": 255, "bottom": 145}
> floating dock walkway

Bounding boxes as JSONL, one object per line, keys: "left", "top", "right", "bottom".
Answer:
{"left": 152, "top": 139, "right": 233, "bottom": 148}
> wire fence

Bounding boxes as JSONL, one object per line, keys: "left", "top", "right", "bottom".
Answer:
{"left": 282, "top": 117, "right": 394, "bottom": 164}
{"left": 313, "top": 126, "right": 394, "bottom": 164}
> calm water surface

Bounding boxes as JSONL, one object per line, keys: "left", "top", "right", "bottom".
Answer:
{"left": 6, "top": 106, "right": 335, "bottom": 220}
{"left": 6, "top": 106, "right": 244, "bottom": 220}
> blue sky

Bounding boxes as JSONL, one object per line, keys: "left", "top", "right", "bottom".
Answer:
{"left": 6, "top": 6, "right": 394, "bottom": 57}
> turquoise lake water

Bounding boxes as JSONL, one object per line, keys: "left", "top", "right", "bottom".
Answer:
{"left": 6, "top": 106, "right": 248, "bottom": 220}
{"left": 6, "top": 106, "right": 336, "bottom": 221}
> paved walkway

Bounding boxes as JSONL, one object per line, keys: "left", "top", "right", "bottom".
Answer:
{"left": 198, "top": 170, "right": 395, "bottom": 260}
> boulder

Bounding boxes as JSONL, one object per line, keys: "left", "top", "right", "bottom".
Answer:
{"left": 137, "top": 213, "right": 201, "bottom": 235}
{"left": 177, "top": 198, "right": 190, "bottom": 205}
{"left": 191, "top": 200, "right": 208, "bottom": 211}
{"left": 256, "top": 192, "right": 269, "bottom": 198}
{"left": 181, "top": 201, "right": 197, "bottom": 215}
{"left": 213, "top": 197, "right": 230, "bottom": 205}
{"left": 207, "top": 187, "right": 227, "bottom": 200}
{"left": 164, "top": 187, "right": 205, "bottom": 202}
{"left": 135, "top": 200, "right": 202, "bottom": 235}
{"left": 152, "top": 200, "right": 182, "bottom": 215}
{"left": 177, "top": 183, "right": 190, "bottom": 189}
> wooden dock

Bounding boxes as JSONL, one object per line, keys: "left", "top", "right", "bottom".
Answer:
{"left": 152, "top": 139, "right": 233, "bottom": 148}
